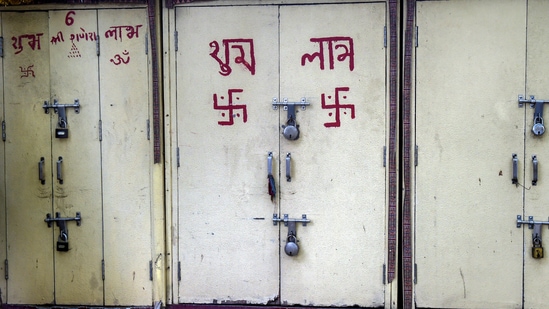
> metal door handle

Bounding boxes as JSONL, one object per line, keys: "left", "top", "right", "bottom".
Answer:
{"left": 286, "top": 153, "right": 291, "bottom": 182}
{"left": 512, "top": 153, "right": 518, "bottom": 185}
{"left": 57, "top": 156, "right": 63, "bottom": 184}
{"left": 38, "top": 157, "right": 45, "bottom": 185}
{"left": 533, "top": 155, "right": 539, "bottom": 186}
{"left": 267, "top": 152, "right": 276, "bottom": 200}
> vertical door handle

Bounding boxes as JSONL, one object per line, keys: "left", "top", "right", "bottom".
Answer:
{"left": 512, "top": 153, "right": 518, "bottom": 185}
{"left": 57, "top": 156, "right": 63, "bottom": 184}
{"left": 286, "top": 153, "right": 291, "bottom": 182}
{"left": 38, "top": 157, "right": 45, "bottom": 185}
{"left": 267, "top": 152, "right": 276, "bottom": 200}
{"left": 533, "top": 155, "right": 539, "bottom": 186}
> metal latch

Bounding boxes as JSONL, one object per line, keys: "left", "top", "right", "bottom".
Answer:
{"left": 43, "top": 99, "right": 80, "bottom": 138}
{"left": 518, "top": 95, "right": 549, "bottom": 136}
{"left": 272, "top": 98, "right": 309, "bottom": 140}
{"left": 45, "top": 212, "right": 82, "bottom": 252}
{"left": 516, "top": 215, "right": 549, "bottom": 259}
{"left": 273, "top": 214, "right": 311, "bottom": 256}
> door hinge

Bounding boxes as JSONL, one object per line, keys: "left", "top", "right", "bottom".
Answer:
{"left": 415, "top": 26, "right": 419, "bottom": 47}
{"left": 4, "top": 259, "right": 8, "bottom": 280}
{"left": 176, "top": 147, "right": 180, "bottom": 167}
{"left": 382, "top": 263, "right": 386, "bottom": 284}
{"left": 2, "top": 121, "right": 5, "bottom": 142}
{"left": 174, "top": 31, "right": 179, "bottom": 52}
{"left": 178, "top": 261, "right": 181, "bottom": 281}
{"left": 101, "top": 259, "right": 105, "bottom": 280}
{"left": 96, "top": 36, "right": 100, "bottom": 56}
{"left": 98, "top": 120, "right": 103, "bottom": 141}
{"left": 145, "top": 33, "right": 149, "bottom": 55}
{"left": 415, "top": 145, "right": 418, "bottom": 166}
{"left": 0, "top": 37, "right": 4, "bottom": 58}
{"left": 149, "top": 260, "right": 153, "bottom": 281}
{"left": 414, "top": 263, "right": 418, "bottom": 284}
{"left": 383, "top": 26, "right": 387, "bottom": 48}
{"left": 147, "top": 119, "right": 150, "bottom": 140}
{"left": 383, "top": 146, "right": 387, "bottom": 167}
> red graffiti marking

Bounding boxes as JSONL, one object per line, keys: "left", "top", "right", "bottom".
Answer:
{"left": 70, "top": 27, "right": 98, "bottom": 44}
{"left": 65, "top": 11, "right": 76, "bottom": 26}
{"left": 19, "top": 65, "right": 35, "bottom": 78}
{"left": 301, "top": 36, "right": 354, "bottom": 71}
{"left": 321, "top": 87, "right": 355, "bottom": 128}
{"left": 213, "top": 89, "right": 248, "bottom": 126}
{"left": 110, "top": 50, "right": 130, "bottom": 65}
{"left": 68, "top": 43, "right": 81, "bottom": 58}
{"left": 209, "top": 39, "right": 255, "bottom": 76}
{"left": 12, "top": 33, "right": 44, "bottom": 55}
{"left": 105, "top": 25, "right": 143, "bottom": 42}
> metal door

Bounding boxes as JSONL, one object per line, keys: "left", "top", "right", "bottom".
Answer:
{"left": 414, "top": 0, "right": 526, "bottom": 307}
{"left": 1, "top": 8, "right": 153, "bottom": 305}
{"left": 175, "top": 1, "right": 388, "bottom": 306}
{"left": 524, "top": 0, "right": 549, "bottom": 307}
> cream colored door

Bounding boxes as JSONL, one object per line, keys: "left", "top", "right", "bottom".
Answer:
{"left": 49, "top": 9, "right": 103, "bottom": 305}
{"left": 524, "top": 0, "right": 549, "bottom": 307}
{"left": 3, "top": 11, "right": 54, "bottom": 304}
{"left": 175, "top": 5, "right": 280, "bottom": 304}
{"left": 2, "top": 8, "right": 153, "bottom": 305}
{"left": 278, "top": 3, "right": 386, "bottom": 306}
{"left": 175, "top": 2, "right": 388, "bottom": 306}
{"left": 414, "top": 1, "right": 526, "bottom": 308}
{"left": 98, "top": 8, "right": 154, "bottom": 306}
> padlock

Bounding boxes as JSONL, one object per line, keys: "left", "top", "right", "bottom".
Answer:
{"left": 533, "top": 236, "right": 543, "bottom": 259}
{"left": 284, "top": 234, "right": 299, "bottom": 256}
{"left": 57, "top": 230, "right": 69, "bottom": 252}
{"left": 533, "top": 121, "right": 545, "bottom": 136}
{"left": 57, "top": 240, "right": 69, "bottom": 251}
{"left": 282, "top": 125, "right": 299, "bottom": 140}
{"left": 55, "top": 128, "right": 69, "bottom": 138}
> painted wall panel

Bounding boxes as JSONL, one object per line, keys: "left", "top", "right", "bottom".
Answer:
{"left": 414, "top": 1, "right": 525, "bottom": 308}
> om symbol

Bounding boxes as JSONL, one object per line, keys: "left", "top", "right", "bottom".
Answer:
{"left": 110, "top": 50, "right": 130, "bottom": 65}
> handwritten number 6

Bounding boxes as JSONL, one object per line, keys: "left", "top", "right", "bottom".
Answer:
{"left": 65, "top": 11, "right": 76, "bottom": 26}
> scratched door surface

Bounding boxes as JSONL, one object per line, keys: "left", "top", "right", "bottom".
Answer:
{"left": 1, "top": 8, "right": 153, "bottom": 305}
{"left": 277, "top": 3, "right": 386, "bottom": 306}
{"left": 414, "top": 1, "right": 525, "bottom": 307}
{"left": 175, "top": 2, "right": 388, "bottom": 306}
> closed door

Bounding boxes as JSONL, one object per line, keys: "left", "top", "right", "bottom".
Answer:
{"left": 174, "top": 1, "right": 388, "bottom": 306}
{"left": 413, "top": 0, "right": 543, "bottom": 308}
{"left": 2, "top": 8, "right": 153, "bottom": 305}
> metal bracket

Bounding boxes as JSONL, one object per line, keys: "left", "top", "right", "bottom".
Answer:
{"left": 272, "top": 213, "right": 310, "bottom": 226}
{"left": 45, "top": 212, "right": 81, "bottom": 251}
{"left": 517, "top": 215, "right": 549, "bottom": 259}
{"left": 273, "top": 214, "right": 311, "bottom": 256}
{"left": 516, "top": 215, "right": 549, "bottom": 229}
{"left": 43, "top": 99, "right": 80, "bottom": 138}
{"left": 272, "top": 98, "right": 309, "bottom": 140}
{"left": 518, "top": 95, "right": 549, "bottom": 136}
